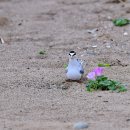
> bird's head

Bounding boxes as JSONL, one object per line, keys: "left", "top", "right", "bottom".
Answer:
{"left": 69, "top": 51, "right": 76, "bottom": 59}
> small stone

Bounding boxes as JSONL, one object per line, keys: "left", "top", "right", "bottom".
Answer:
{"left": 123, "top": 32, "right": 128, "bottom": 36}
{"left": 61, "top": 85, "right": 69, "bottom": 90}
{"left": 106, "top": 43, "right": 111, "bottom": 48}
{"left": 74, "top": 121, "right": 88, "bottom": 129}
{"left": 87, "top": 28, "right": 98, "bottom": 34}
{"left": 92, "top": 45, "right": 97, "bottom": 48}
{"left": 0, "top": 37, "right": 5, "bottom": 44}
{"left": 28, "top": 56, "right": 32, "bottom": 59}
{"left": 126, "top": 119, "right": 130, "bottom": 122}
{"left": 18, "top": 23, "right": 22, "bottom": 26}
{"left": 107, "top": 16, "right": 112, "bottom": 20}
{"left": 81, "top": 54, "right": 84, "bottom": 57}
{"left": 106, "top": 45, "right": 111, "bottom": 48}
{"left": 77, "top": 47, "right": 81, "bottom": 49}
{"left": 103, "top": 100, "right": 108, "bottom": 102}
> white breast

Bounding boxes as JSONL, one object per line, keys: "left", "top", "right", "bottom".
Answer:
{"left": 66, "top": 59, "right": 83, "bottom": 80}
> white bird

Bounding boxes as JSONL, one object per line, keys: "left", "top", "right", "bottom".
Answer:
{"left": 66, "top": 51, "right": 84, "bottom": 80}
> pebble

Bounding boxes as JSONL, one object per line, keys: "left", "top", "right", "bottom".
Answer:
{"left": 74, "top": 121, "right": 88, "bottom": 129}
{"left": 81, "top": 54, "right": 84, "bottom": 57}
{"left": 87, "top": 28, "right": 98, "bottom": 34}
{"left": 0, "top": 37, "right": 5, "bottom": 44}
{"left": 126, "top": 119, "right": 130, "bottom": 122}
{"left": 107, "top": 16, "right": 112, "bottom": 20}
{"left": 106, "top": 43, "right": 111, "bottom": 48}
{"left": 123, "top": 32, "right": 128, "bottom": 36}
{"left": 18, "top": 23, "right": 22, "bottom": 26}
{"left": 77, "top": 47, "right": 81, "bottom": 49}
{"left": 92, "top": 45, "right": 97, "bottom": 48}
{"left": 106, "top": 45, "right": 111, "bottom": 48}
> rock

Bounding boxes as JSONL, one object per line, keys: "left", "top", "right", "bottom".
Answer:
{"left": 87, "top": 28, "right": 98, "bottom": 34}
{"left": 106, "top": 43, "right": 111, "bottom": 48}
{"left": 74, "top": 121, "right": 88, "bottom": 129}
{"left": 92, "top": 45, "right": 97, "bottom": 48}
{"left": 106, "top": 0, "right": 126, "bottom": 3}
{"left": 106, "top": 45, "right": 111, "bottom": 48}
{"left": 123, "top": 32, "right": 128, "bottom": 36}
{"left": 126, "top": 119, "right": 130, "bottom": 122}
{"left": 107, "top": 16, "right": 112, "bottom": 20}
{"left": 0, "top": 37, "right": 5, "bottom": 44}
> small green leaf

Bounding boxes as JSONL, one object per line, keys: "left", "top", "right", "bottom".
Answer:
{"left": 113, "top": 18, "right": 130, "bottom": 26}
{"left": 96, "top": 75, "right": 108, "bottom": 82}
{"left": 99, "top": 80, "right": 111, "bottom": 86}
{"left": 64, "top": 64, "right": 68, "bottom": 68}
{"left": 117, "top": 86, "right": 127, "bottom": 92}
{"left": 86, "top": 80, "right": 98, "bottom": 91}
{"left": 86, "top": 87, "right": 94, "bottom": 92}
{"left": 98, "top": 63, "right": 110, "bottom": 67}
{"left": 39, "top": 50, "right": 46, "bottom": 55}
{"left": 108, "top": 85, "right": 116, "bottom": 91}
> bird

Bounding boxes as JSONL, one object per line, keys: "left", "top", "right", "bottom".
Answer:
{"left": 66, "top": 51, "right": 84, "bottom": 81}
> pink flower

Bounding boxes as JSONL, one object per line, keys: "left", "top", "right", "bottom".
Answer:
{"left": 87, "top": 67, "right": 104, "bottom": 80}
{"left": 87, "top": 72, "right": 96, "bottom": 80}
{"left": 93, "top": 67, "right": 104, "bottom": 76}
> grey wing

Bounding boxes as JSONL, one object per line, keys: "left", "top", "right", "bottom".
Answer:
{"left": 79, "top": 63, "right": 84, "bottom": 74}
{"left": 77, "top": 59, "right": 84, "bottom": 65}
{"left": 76, "top": 59, "right": 84, "bottom": 74}
{"left": 79, "top": 65, "right": 84, "bottom": 74}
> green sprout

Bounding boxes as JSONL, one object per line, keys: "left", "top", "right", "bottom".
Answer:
{"left": 39, "top": 50, "right": 46, "bottom": 55}
{"left": 64, "top": 64, "right": 68, "bottom": 69}
{"left": 98, "top": 63, "right": 110, "bottom": 67}
{"left": 113, "top": 18, "right": 130, "bottom": 26}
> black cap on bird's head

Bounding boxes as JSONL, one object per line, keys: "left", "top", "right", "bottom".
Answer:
{"left": 69, "top": 51, "right": 76, "bottom": 57}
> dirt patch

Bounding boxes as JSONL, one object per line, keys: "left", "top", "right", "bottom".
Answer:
{"left": 0, "top": 17, "right": 9, "bottom": 26}
{"left": 0, "top": 0, "right": 130, "bottom": 130}
{"left": 0, "top": 0, "right": 11, "bottom": 2}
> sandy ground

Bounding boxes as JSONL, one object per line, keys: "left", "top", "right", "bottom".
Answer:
{"left": 0, "top": 0, "right": 130, "bottom": 129}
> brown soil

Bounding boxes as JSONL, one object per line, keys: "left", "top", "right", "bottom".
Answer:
{"left": 0, "top": 0, "right": 130, "bottom": 129}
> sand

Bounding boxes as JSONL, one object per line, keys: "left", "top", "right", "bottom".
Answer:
{"left": 0, "top": 0, "right": 130, "bottom": 129}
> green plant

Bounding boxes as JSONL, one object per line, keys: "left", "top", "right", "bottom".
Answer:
{"left": 113, "top": 18, "right": 130, "bottom": 26}
{"left": 39, "top": 50, "right": 46, "bottom": 55}
{"left": 86, "top": 67, "right": 127, "bottom": 92}
{"left": 86, "top": 75, "right": 127, "bottom": 92}
{"left": 98, "top": 63, "right": 110, "bottom": 67}
{"left": 63, "top": 64, "right": 68, "bottom": 69}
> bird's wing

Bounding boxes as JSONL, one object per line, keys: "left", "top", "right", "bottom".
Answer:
{"left": 76, "top": 59, "right": 85, "bottom": 74}
{"left": 76, "top": 60, "right": 84, "bottom": 74}
{"left": 77, "top": 59, "right": 84, "bottom": 65}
